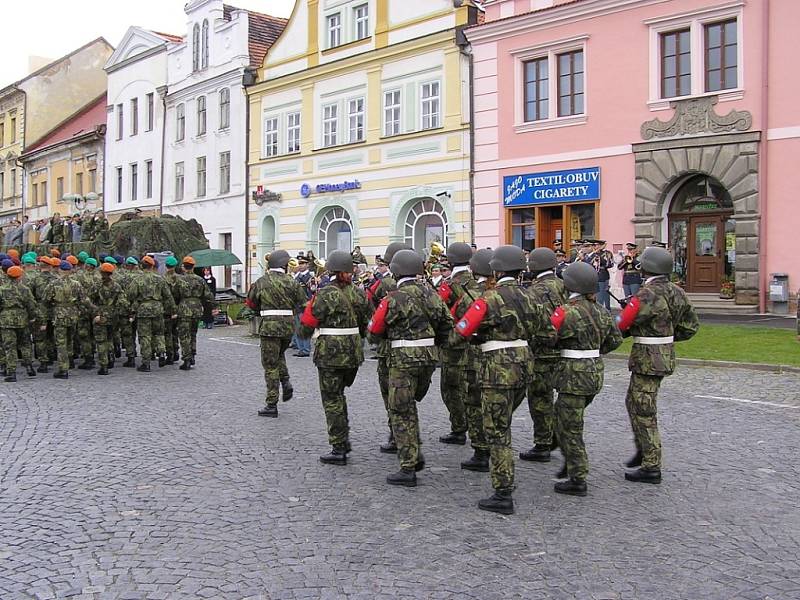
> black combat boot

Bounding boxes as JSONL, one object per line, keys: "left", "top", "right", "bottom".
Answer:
{"left": 164, "top": 353, "right": 175, "bottom": 366}
{"left": 258, "top": 404, "right": 278, "bottom": 418}
{"left": 137, "top": 363, "right": 151, "bottom": 373}
{"left": 461, "top": 449, "right": 490, "bottom": 472}
{"left": 179, "top": 360, "right": 192, "bottom": 371}
{"left": 554, "top": 478, "right": 588, "bottom": 496}
{"left": 386, "top": 469, "right": 417, "bottom": 487}
{"left": 157, "top": 355, "right": 167, "bottom": 368}
{"left": 345, "top": 440, "right": 352, "bottom": 453}
{"left": 281, "top": 380, "right": 294, "bottom": 402}
{"left": 380, "top": 432, "right": 397, "bottom": 454}
{"left": 519, "top": 445, "right": 551, "bottom": 462}
{"left": 625, "top": 467, "right": 662, "bottom": 484}
{"left": 108, "top": 354, "right": 115, "bottom": 369}
{"left": 415, "top": 453, "right": 426, "bottom": 472}
{"left": 190, "top": 355, "right": 196, "bottom": 366}
{"left": 78, "top": 359, "right": 95, "bottom": 370}
{"left": 114, "top": 344, "right": 122, "bottom": 358}
{"left": 319, "top": 447, "right": 347, "bottom": 465}
{"left": 53, "top": 370, "right": 69, "bottom": 380}
{"left": 37, "top": 363, "right": 49, "bottom": 374}
{"left": 69, "top": 359, "right": 76, "bottom": 370}
{"left": 97, "top": 367, "right": 109, "bottom": 376}
{"left": 478, "top": 489, "right": 514, "bottom": 515}
{"left": 439, "top": 431, "right": 467, "bottom": 445}
{"left": 625, "top": 450, "right": 643, "bottom": 468}
{"left": 4, "top": 373, "right": 17, "bottom": 383}
{"left": 123, "top": 357, "right": 136, "bottom": 368}
{"left": 556, "top": 462, "right": 568, "bottom": 479}
{"left": 26, "top": 364, "right": 36, "bottom": 377}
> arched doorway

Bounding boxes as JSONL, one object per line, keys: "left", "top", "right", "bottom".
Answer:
{"left": 317, "top": 206, "right": 353, "bottom": 259}
{"left": 403, "top": 197, "right": 448, "bottom": 253}
{"left": 668, "top": 175, "right": 734, "bottom": 293}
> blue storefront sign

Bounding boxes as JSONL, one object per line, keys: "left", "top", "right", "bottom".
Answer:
{"left": 301, "top": 180, "right": 361, "bottom": 198}
{"left": 503, "top": 167, "right": 600, "bottom": 207}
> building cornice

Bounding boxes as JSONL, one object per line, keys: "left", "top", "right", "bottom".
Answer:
{"left": 465, "top": 0, "right": 670, "bottom": 43}
{"left": 106, "top": 44, "right": 168, "bottom": 74}
{"left": 166, "top": 67, "right": 245, "bottom": 103}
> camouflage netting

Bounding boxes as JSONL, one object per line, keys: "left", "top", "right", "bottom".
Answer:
{"left": 110, "top": 214, "right": 208, "bottom": 258}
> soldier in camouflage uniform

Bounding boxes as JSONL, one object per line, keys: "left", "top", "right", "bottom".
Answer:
{"left": 298, "top": 250, "right": 369, "bottom": 465}
{"left": 0, "top": 265, "right": 38, "bottom": 382}
{"left": 245, "top": 249, "right": 306, "bottom": 417}
{"left": 174, "top": 256, "right": 215, "bottom": 370}
{"left": 30, "top": 257, "right": 57, "bottom": 372}
{"left": 551, "top": 262, "right": 623, "bottom": 496}
{"left": 455, "top": 245, "right": 552, "bottom": 515}
{"left": 118, "top": 257, "right": 141, "bottom": 367}
{"left": 366, "top": 241, "right": 411, "bottom": 454}
{"left": 368, "top": 250, "right": 452, "bottom": 487}
{"left": 435, "top": 243, "right": 474, "bottom": 447}
{"left": 126, "top": 255, "right": 177, "bottom": 373}
{"left": 75, "top": 257, "right": 100, "bottom": 370}
{"left": 43, "top": 261, "right": 90, "bottom": 379}
{"left": 91, "top": 263, "right": 127, "bottom": 375}
{"left": 616, "top": 246, "right": 699, "bottom": 484}
{"left": 163, "top": 257, "right": 181, "bottom": 365}
{"left": 520, "top": 248, "right": 569, "bottom": 463}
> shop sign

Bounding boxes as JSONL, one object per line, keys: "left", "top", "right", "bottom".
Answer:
{"left": 252, "top": 185, "right": 282, "bottom": 206}
{"left": 301, "top": 180, "right": 361, "bottom": 198}
{"left": 503, "top": 167, "right": 600, "bottom": 207}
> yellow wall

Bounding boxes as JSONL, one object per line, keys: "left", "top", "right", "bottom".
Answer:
{"left": 0, "top": 91, "right": 25, "bottom": 216}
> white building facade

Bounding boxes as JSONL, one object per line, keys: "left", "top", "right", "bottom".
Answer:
{"left": 162, "top": 0, "right": 285, "bottom": 291}
{"left": 104, "top": 28, "right": 175, "bottom": 219}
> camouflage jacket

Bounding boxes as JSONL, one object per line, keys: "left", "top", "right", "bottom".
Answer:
{"left": 526, "top": 272, "right": 568, "bottom": 360}
{"left": 443, "top": 268, "right": 482, "bottom": 367}
{"left": 246, "top": 270, "right": 306, "bottom": 338}
{"left": 175, "top": 273, "right": 215, "bottom": 320}
{"left": 29, "top": 270, "right": 55, "bottom": 321}
{"left": 45, "top": 221, "right": 69, "bottom": 245}
{"left": 43, "top": 276, "right": 92, "bottom": 326}
{"left": 92, "top": 279, "right": 127, "bottom": 324}
{"left": 370, "top": 274, "right": 396, "bottom": 359}
{"left": 163, "top": 271, "right": 181, "bottom": 316}
{"left": 0, "top": 280, "right": 36, "bottom": 328}
{"left": 370, "top": 279, "right": 452, "bottom": 369}
{"left": 626, "top": 276, "right": 700, "bottom": 377}
{"left": 554, "top": 297, "right": 623, "bottom": 396}
{"left": 126, "top": 271, "right": 176, "bottom": 319}
{"left": 299, "top": 282, "right": 369, "bottom": 369}
{"left": 472, "top": 278, "right": 553, "bottom": 388}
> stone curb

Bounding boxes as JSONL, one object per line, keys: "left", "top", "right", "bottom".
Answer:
{"left": 607, "top": 352, "right": 800, "bottom": 374}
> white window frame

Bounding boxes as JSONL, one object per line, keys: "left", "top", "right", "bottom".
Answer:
{"left": 145, "top": 160, "right": 153, "bottom": 199}
{"left": 287, "top": 111, "right": 301, "bottom": 154}
{"left": 348, "top": 97, "right": 365, "bottom": 143}
{"left": 322, "top": 103, "right": 339, "bottom": 148}
{"left": 511, "top": 36, "right": 589, "bottom": 133}
{"left": 116, "top": 104, "right": 123, "bottom": 140}
{"left": 263, "top": 116, "right": 279, "bottom": 158}
{"left": 383, "top": 89, "right": 402, "bottom": 137}
{"left": 197, "top": 156, "right": 207, "bottom": 198}
{"left": 130, "top": 98, "right": 139, "bottom": 136}
{"left": 420, "top": 81, "right": 441, "bottom": 131}
{"left": 130, "top": 163, "right": 138, "bottom": 201}
{"left": 201, "top": 19, "right": 210, "bottom": 69}
{"left": 116, "top": 166, "right": 123, "bottom": 203}
{"left": 175, "top": 162, "right": 185, "bottom": 201}
{"left": 646, "top": 5, "right": 744, "bottom": 110}
{"left": 327, "top": 13, "right": 342, "bottom": 49}
{"left": 219, "top": 152, "right": 231, "bottom": 195}
{"left": 197, "top": 96, "right": 207, "bottom": 137}
{"left": 176, "top": 104, "right": 186, "bottom": 142}
{"left": 354, "top": 4, "right": 369, "bottom": 41}
{"left": 146, "top": 93, "right": 155, "bottom": 132}
{"left": 219, "top": 88, "right": 230, "bottom": 130}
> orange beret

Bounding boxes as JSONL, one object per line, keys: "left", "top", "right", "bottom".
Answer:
{"left": 7, "top": 249, "right": 19, "bottom": 259}
{"left": 50, "top": 249, "right": 61, "bottom": 257}
{"left": 182, "top": 256, "right": 196, "bottom": 266}
{"left": 142, "top": 255, "right": 155, "bottom": 267}
{"left": 6, "top": 266, "right": 23, "bottom": 279}
{"left": 100, "top": 262, "right": 115, "bottom": 274}
{"left": 45, "top": 257, "right": 58, "bottom": 267}
{"left": 65, "top": 255, "right": 79, "bottom": 266}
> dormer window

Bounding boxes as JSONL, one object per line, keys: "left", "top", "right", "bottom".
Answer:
{"left": 354, "top": 4, "right": 369, "bottom": 41}
{"left": 327, "top": 13, "right": 341, "bottom": 49}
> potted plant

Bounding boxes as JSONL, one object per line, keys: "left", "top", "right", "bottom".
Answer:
{"left": 720, "top": 277, "right": 735, "bottom": 299}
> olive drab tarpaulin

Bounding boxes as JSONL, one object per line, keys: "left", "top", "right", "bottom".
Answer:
{"left": 109, "top": 215, "right": 208, "bottom": 259}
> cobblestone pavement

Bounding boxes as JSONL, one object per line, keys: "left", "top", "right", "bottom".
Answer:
{"left": 1, "top": 325, "right": 799, "bottom": 600}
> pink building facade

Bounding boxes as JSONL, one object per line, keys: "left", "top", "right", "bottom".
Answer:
{"left": 466, "top": 0, "right": 799, "bottom": 312}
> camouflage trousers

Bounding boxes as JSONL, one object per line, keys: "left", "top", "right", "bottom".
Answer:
{"left": 76, "top": 318, "right": 94, "bottom": 360}
{"left": 555, "top": 393, "right": 591, "bottom": 481}
{"left": 377, "top": 357, "right": 392, "bottom": 432}
{"left": 260, "top": 336, "right": 291, "bottom": 407}
{"left": 136, "top": 317, "right": 165, "bottom": 366}
{"left": 388, "top": 365, "right": 435, "bottom": 471}
{"left": 440, "top": 360, "right": 468, "bottom": 435}
{"left": 1, "top": 327, "right": 32, "bottom": 374}
{"left": 319, "top": 367, "right": 358, "bottom": 448}
{"left": 54, "top": 323, "right": 76, "bottom": 373}
{"left": 164, "top": 316, "right": 178, "bottom": 359}
{"left": 33, "top": 320, "right": 54, "bottom": 365}
{"left": 482, "top": 385, "right": 526, "bottom": 492}
{"left": 527, "top": 358, "right": 559, "bottom": 447}
{"left": 121, "top": 317, "right": 137, "bottom": 358}
{"left": 177, "top": 318, "right": 199, "bottom": 361}
{"left": 625, "top": 373, "right": 664, "bottom": 469}
{"left": 462, "top": 367, "right": 487, "bottom": 451}
{"left": 93, "top": 320, "right": 114, "bottom": 368}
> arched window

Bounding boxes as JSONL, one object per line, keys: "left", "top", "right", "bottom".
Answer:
{"left": 404, "top": 197, "right": 447, "bottom": 253}
{"left": 201, "top": 20, "right": 210, "bottom": 69}
{"left": 317, "top": 206, "right": 353, "bottom": 259}
{"left": 192, "top": 23, "right": 200, "bottom": 71}
{"left": 670, "top": 174, "right": 733, "bottom": 213}
{"left": 219, "top": 88, "right": 230, "bottom": 130}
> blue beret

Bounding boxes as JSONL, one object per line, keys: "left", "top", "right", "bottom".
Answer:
{"left": 60, "top": 260, "right": 73, "bottom": 271}
{"left": 1, "top": 259, "right": 13, "bottom": 270}
{"left": 113, "top": 255, "right": 125, "bottom": 264}
{"left": 98, "top": 253, "right": 108, "bottom": 261}
{"left": 0, "top": 254, "right": 8, "bottom": 261}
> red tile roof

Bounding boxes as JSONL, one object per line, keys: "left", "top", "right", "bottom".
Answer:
{"left": 224, "top": 4, "right": 287, "bottom": 67}
{"left": 150, "top": 30, "right": 184, "bottom": 43}
{"left": 23, "top": 94, "right": 107, "bottom": 155}
{"left": 476, "top": 0, "right": 586, "bottom": 27}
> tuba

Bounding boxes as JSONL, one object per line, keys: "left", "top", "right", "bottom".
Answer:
{"left": 430, "top": 241, "right": 445, "bottom": 259}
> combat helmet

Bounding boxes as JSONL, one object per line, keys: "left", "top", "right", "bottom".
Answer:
{"left": 390, "top": 249, "right": 424, "bottom": 278}
{"left": 446, "top": 242, "right": 472, "bottom": 267}
{"left": 326, "top": 250, "right": 353, "bottom": 273}
{"left": 489, "top": 245, "right": 526, "bottom": 273}
{"left": 469, "top": 249, "right": 494, "bottom": 278}
{"left": 563, "top": 262, "right": 598, "bottom": 295}
{"left": 268, "top": 249, "right": 291, "bottom": 269}
{"left": 528, "top": 247, "right": 557, "bottom": 273}
{"left": 639, "top": 247, "right": 673, "bottom": 275}
{"left": 382, "top": 242, "right": 412, "bottom": 266}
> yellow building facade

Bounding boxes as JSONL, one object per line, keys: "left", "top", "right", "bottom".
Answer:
{"left": 0, "top": 88, "right": 25, "bottom": 224}
{"left": 245, "top": 0, "right": 482, "bottom": 282}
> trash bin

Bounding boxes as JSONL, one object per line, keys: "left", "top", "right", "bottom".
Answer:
{"left": 769, "top": 273, "right": 790, "bottom": 315}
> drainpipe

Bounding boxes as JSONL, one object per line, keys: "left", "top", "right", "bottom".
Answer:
{"left": 758, "top": 0, "right": 770, "bottom": 313}
{"left": 157, "top": 85, "right": 168, "bottom": 217}
{"left": 456, "top": 28, "right": 476, "bottom": 245}
{"left": 243, "top": 66, "right": 257, "bottom": 289}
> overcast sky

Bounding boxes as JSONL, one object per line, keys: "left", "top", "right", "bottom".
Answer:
{"left": 0, "top": 0, "right": 296, "bottom": 86}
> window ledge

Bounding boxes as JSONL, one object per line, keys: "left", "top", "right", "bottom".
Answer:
{"left": 514, "top": 115, "right": 587, "bottom": 133}
{"left": 259, "top": 151, "right": 301, "bottom": 162}
{"left": 648, "top": 89, "right": 744, "bottom": 111}
{"left": 312, "top": 139, "right": 367, "bottom": 154}
{"left": 194, "top": 134, "right": 207, "bottom": 141}
{"left": 321, "top": 37, "right": 372, "bottom": 56}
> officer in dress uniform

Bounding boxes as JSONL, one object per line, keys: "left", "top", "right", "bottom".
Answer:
{"left": 293, "top": 257, "right": 315, "bottom": 357}
{"left": 586, "top": 240, "right": 614, "bottom": 310}
{"left": 618, "top": 243, "right": 643, "bottom": 298}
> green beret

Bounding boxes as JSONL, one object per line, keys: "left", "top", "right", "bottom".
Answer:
{"left": 85, "top": 258, "right": 98, "bottom": 268}
{"left": 126, "top": 257, "right": 139, "bottom": 266}
{"left": 22, "top": 255, "right": 37, "bottom": 265}
{"left": 104, "top": 256, "right": 118, "bottom": 265}
{"left": 165, "top": 256, "right": 178, "bottom": 268}
{"left": 77, "top": 251, "right": 90, "bottom": 263}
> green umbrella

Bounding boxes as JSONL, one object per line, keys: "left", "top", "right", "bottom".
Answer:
{"left": 187, "top": 249, "right": 242, "bottom": 268}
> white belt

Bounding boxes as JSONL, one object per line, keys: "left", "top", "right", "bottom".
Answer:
{"left": 391, "top": 338, "right": 435, "bottom": 349}
{"left": 561, "top": 349, "right": 600, "bottom": 359}
{"left": 260, "top": 309, "right": 293, "bottom": 317}
{"left": 480, "top": 339, "right": 528, "bottom": 353}
{"left": 318, "top": 327, "right": 360, "bottom": 336}
{"left": 633, "top": 336, "right": 674, "bottom": 345}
